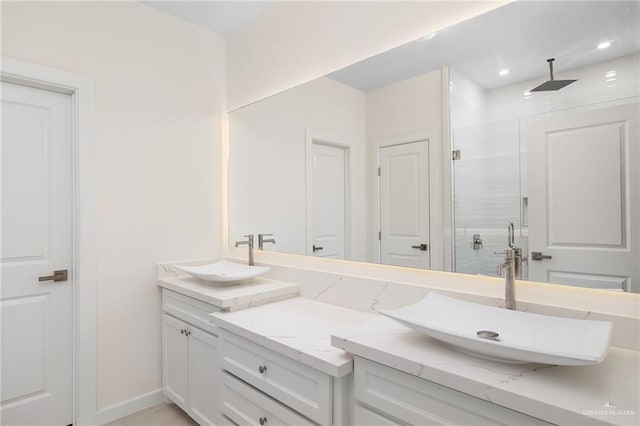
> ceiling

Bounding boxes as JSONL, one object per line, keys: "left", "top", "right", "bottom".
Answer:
{"left": 141, "top": 1, "right": 639, "bottom": 91}
{"left": 141, "top": 1, "right": 276, "bottom": 36}
{"left": 328, "top": 1, "right": 640, "bottom": 91}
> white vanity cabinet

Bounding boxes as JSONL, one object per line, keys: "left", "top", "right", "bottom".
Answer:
{"left": 219, "top": 330, "right": 350, "bottom": 426}
{"left": 354, "top": 357, "right": 552, "bottom": 426}
{"left": 162, "top": 289, "right": 222, "bottom": 426}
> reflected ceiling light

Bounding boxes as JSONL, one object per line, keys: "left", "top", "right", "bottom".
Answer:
{"left": 421, "top": 32, "right": 437, "bottom": 41}
{"left": 499, "top": 69, "right": 510, "bottom": 76}
{"left": 605, "top": 70, "right": 617, "bottom": 78}
{"left": 597, "top": 41, "right": 611, "bottom": 49}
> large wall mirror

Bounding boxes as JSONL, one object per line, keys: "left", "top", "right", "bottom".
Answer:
{"left": 229, "top": 1, "right": 640, "bottom": 293}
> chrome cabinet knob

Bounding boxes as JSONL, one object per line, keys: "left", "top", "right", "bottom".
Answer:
{"left": 259, "top": 416, "right": 267, "bottom": 425}
{"left": 258, "top": 365, "right": 267, "bottom": 374}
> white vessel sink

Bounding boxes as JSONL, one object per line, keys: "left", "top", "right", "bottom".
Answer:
{"left": 379, "top": 293, "right": 612, "bottom": 366}
{"left": 174, "top": 260, "right": 270, "bottom": 284}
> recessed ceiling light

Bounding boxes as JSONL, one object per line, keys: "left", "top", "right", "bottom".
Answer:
{"left": 499, "top": 69, "right": 510, "bottom": 76}
{"left": 421, "top": 32, "right": 437, "bottom": 41}
{"left": 597, "top": 41, "right": 611, "bottom": 49}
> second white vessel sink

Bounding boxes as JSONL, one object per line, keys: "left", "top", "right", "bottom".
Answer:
{"left": 174, "top": 260, "right": 270, "bottom": 284}
{"left": 379, "top": 293, "right": 612, "bottom": 366}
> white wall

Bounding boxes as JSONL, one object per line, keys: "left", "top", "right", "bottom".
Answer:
{"left": 229, "top": 77, "right": 367, "bottom": 260}
{"left": 227, "top": 1, "right": 508, "bottom": 111}
{"left": 1, "top": 1, "right": 226, "bottom": 411}
{"left": 366, "top": 70, "right": 442, "bottom": 140}
{"left": 450, "top": 67, "right": 486, "bottom": 129}
{"left": 365, "top": 70, "right": 445, "bottom": 268}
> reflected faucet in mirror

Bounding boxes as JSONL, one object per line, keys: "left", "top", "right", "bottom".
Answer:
{"left": 258, "top": 233, "right": 276, "bottom": 250}
{"left": 235, "top": 234, "right": 254, "bottom": 266}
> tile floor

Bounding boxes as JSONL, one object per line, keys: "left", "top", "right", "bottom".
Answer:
{"left": 105, "top": 403, "right": 197, "bottom": 426}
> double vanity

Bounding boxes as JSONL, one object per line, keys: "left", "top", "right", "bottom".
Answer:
{"left": 158, "top": 260, "right": 639, "bottom": 426}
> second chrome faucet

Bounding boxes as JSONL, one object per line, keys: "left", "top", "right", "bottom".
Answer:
{"left": 235, "top": 233, "right": 277, "bottom": 266}
{"left": 235, "top": 234, "right": 255, "bottom": 265}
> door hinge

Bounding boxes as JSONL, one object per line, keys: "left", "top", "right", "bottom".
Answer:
{"left": 452, "top": 150, "right": 461, "bottom": 160}
{"left": 378, "top": 167, "right": 381, "bottom": 177}
{"left": 378, "top": 231, "right": 381, "bottom": 241}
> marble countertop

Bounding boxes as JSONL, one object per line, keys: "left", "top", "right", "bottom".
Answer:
{"left": 332, "top": 316, "right": 640, "bottom": 426}
{"left": 157, "top": 275, "right": 300, "bottom": 309}
{"left": 210, "top": 297, "right": 376, "bottom": 377}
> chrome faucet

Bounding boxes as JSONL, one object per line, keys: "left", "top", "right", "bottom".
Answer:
{"left": 258, "top": 233, "right": 276, "bottom": 250}
{"left": 497, "top": 248, "right": 517, "bottom": 310}
{"left": 496, "top": 222, "right": 521, "bottom": 310}
{"left": 235, "top": 234, "right": 254, "bottom": 266}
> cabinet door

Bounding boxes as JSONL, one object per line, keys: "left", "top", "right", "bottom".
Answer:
{"left": 163, "top": 314, "right": 189, "bottom": 410}
{"left": 188, "top": 326, "right": 220, "bottom": 426}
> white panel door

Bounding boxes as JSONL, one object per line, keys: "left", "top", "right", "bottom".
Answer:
{"left": 527, "top": 102, "right": 638, "bottom": 291}
{"left": 310, "top": 143, "right": 346, "bottom": 259}
{"left": 1, "top": 81, "right": 73, "bottom": 424}
{"left": 379, "top": 141, "right": 430, "bottom": 269}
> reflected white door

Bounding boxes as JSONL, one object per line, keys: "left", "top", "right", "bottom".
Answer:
{"left": 379, "top": 141, "right": 430, "bottom": 268}
{"left": 1, "top": 81, "right": 73, "bottom": 424}
{"left": 309, "top": 143, "right": 346, "bottom": 259}
{"left": 527, "top": 102, "right": 638, "bottom": 292}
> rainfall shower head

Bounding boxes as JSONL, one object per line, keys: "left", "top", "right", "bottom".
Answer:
{"left": 530, "top": 58, "right": 577, "bottom": 92}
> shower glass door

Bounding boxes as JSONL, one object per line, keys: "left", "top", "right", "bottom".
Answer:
{"left": 452, "top": 119, "right": 523, "bottom": 276}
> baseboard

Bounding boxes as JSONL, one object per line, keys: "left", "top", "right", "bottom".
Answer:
{"left": 94, "top": 388, "right": 165, "bottom": 425}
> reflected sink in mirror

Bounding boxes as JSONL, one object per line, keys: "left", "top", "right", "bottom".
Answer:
{"left": 379, "top": 293, "right": 613, "bottom": 366}
{"left": 175, "top": 260, "right": 270, "bottom": 284}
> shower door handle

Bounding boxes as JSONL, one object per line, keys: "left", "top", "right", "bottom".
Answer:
{"left": 531, "top": 252, "right": 552, "bottom": 261}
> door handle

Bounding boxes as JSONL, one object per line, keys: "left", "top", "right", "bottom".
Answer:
{"left": 411, "top": 244, "right": 428, "bottom": 251}
{"left": 531, "top": 252, "right": 552, "bottom": 261}
{"left": 313, "top": 245, "right": 323, "bottom": 252}
{"left": 38, "top": 270, "right": 68, "bottom": 283}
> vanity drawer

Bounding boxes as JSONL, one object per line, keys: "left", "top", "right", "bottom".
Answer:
{"left": 354, "top": 404, "right": 402, "bottom": 426}
{"left": 162, "top": 289, "right": 220, "bottom": 335}
{"left": 220, "top": 330, "right": 331, "bottom": 425}
{"left": 355, "top": 357, "right": 551, "bottom": 426}
{"left": 222, "top": 372, "right": 315, "bottom": 426}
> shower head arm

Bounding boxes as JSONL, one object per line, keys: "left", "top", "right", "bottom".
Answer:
{"left": 547, "top": 58, "right": 555, "bottom": 81}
